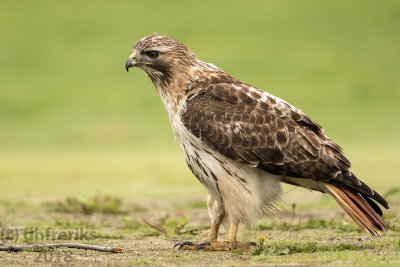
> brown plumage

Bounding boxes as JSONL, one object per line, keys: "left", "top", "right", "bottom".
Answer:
{"left": 125, "top": 34, "right": 389, "bottom": 250}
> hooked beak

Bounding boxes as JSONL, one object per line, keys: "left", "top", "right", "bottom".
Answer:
{"left": 125, "top": 52, "right": 137, "bottom": 72}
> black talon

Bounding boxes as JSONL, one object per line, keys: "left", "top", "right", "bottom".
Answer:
{"left": 196, "top": 242, "right": 211, "bottom": 251}
{"left": 174, "top": 241, "right": 193, "bottom": 250}
{"left": 248, "top": 241, "right": 257, "bottom": 246}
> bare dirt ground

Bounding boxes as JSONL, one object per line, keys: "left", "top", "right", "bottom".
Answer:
{"left": 1, "top": 196, "right": 399, "bottom": 266}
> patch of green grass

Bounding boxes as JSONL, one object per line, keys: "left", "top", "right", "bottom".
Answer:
{"left": 253, "top": 240, "right": 358, "bottom": 256}
{"left": 130, "top": 258, "right": 154, "bottom": 265}
{"left": 383, "top": 213, "right": 400, "bottom": 232}
{"left": 0, "top": 200, "right": 28, "bottom": 214}
{"left": 257, "top": 214, "right": 400, "bottom": 235}
{"left": 22, "top": 221, "right": 52, "bottom": 230}
{"left": 52, "top": 217, "right": 95, "bottom": 229}
{"left": 257, "top": 216, "right": 360, "bottom": 232}
{"left": 0, "top": 150, "right": 202, "bottom": 200}
{"left": 252, "top": 237, "right": 400, "bottom": 266}
{"left": 45, "top": 195, "right": 125, "bottom": 215}
{"left": 162, "top": 217, "right": 196, "bottom": 237}
{"left": 121, "top": 217, "right": 160, "bottom": 237}
{"left": 253, "top": 251, "right": 400, "bottom": 266}
{"left": 121, "top": 216, "right": 202, "bottom": 238}
{"left": 252, "top": 237, "right": 400, "bottom": 256}
{"left": 121, "top": 217, "right": 142, "bottom": 231}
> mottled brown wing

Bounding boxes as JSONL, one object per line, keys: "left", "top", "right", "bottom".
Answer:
{"left": 181, "top": 82, "right": 388, "bottom": 209}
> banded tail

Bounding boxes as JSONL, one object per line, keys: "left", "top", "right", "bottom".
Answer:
{"left": 325, "top": 183, "right": 388, "bottom": 236}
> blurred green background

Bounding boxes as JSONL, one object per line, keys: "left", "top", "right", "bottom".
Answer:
{"left": 0, "top": 0, "right": 399, "bottom": 201}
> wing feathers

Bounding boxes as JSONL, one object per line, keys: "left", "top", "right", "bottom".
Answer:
{"left": 182, "top": 85, "right": 345, "bottom": 180}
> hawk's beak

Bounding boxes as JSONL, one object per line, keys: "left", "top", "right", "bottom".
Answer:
{"left": 125, "top": 52, "right": 137, "bottom": 72}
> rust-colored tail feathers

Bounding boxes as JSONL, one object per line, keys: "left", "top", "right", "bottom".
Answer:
{"left": 325, "top": 184, "right": 388, "bottom": 236}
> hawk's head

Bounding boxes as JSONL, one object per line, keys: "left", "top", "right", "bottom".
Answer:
{"left": 125, "top": 33, "right": 197, "bottom": 87}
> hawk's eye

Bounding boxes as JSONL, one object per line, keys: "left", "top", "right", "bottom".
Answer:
{"left": 147, "top": 51, "right": 158, "bottom": 59}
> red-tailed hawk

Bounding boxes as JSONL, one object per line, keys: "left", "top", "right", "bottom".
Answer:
{"left": 125, "top": 34, "right": 389, "bottom": 251}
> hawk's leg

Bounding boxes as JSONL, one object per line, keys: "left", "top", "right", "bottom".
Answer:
{"left": 174, "top": 193, "right": 226, "bottom": 251}
{"left": 173, "top": 221, "right": 222, "bottom": 251}
{"left": 206, "top": 220, "right": 221, "bottom": 242}
{"left": 196, "top": 222, "right": 238, "bottom": 251}
{"left": 205, "top": 193, "right": 225, "bottom": 242}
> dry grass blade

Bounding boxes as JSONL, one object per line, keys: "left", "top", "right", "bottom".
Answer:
{"left": 142, "top": 217, "right": 166, "bottom": 234}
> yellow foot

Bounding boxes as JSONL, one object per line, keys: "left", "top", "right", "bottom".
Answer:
{"left": 174, "top": 241, "right": 235, "bottom": 251}
{"left": 196, "top": 241, "right": 235, "bottom": 251}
